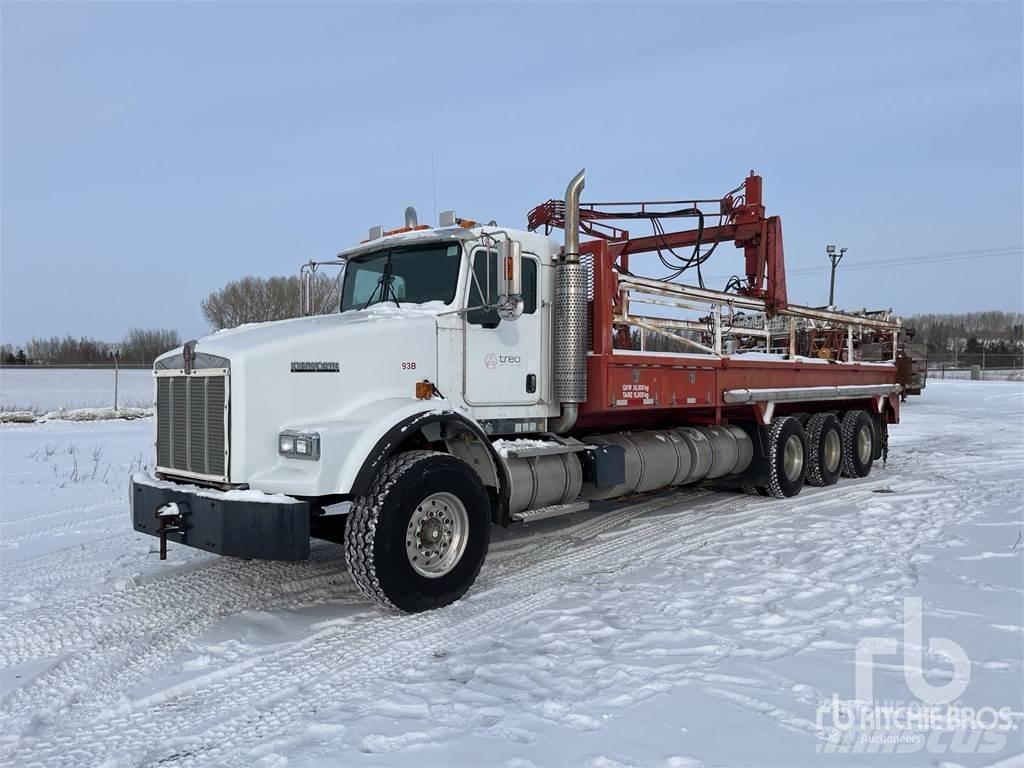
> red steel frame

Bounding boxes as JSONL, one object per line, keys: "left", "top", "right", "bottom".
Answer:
{"left": 529, "top": 174, "right": 901, "bottom": 431}
{"left": 578, "top": 238, "right": 900, "bottom": 430}
{"left": 529, "top": 172, "right": 790, "bottom": 314}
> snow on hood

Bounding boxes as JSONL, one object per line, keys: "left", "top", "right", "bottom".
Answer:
{"left": 151, "top": 301, "right": 450, "bottom": 364}
{"left": 203, "top": 301, "right": 449, "bottom": 342}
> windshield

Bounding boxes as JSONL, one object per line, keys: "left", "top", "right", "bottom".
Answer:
{"left": 340, "top": 243, "right": 462, "bottom": 312}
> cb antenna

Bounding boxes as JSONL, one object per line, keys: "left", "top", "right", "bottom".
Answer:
{"left": 431, "top": 149, "right": 438, "bottom": 224}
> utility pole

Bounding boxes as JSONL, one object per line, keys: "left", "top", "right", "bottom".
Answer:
{"left": 826, "top": 245, "right": 848, "bottom": 307}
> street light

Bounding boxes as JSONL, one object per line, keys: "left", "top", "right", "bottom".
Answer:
{"left": 826, "top": 244, "right": 848, "bottom": 307}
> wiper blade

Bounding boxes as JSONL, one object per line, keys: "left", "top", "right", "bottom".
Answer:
{"left": 362, "top": 275, "right": 384, "bottom": 310}
{"left": 362, "top": 251, "right": 402, "bottom": 310}
{"left": 384, "top": 263, "right": 401, "bottom": 308}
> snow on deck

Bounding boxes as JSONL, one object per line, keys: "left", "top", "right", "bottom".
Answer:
{"left": 1, "top": 381, "right": 1022, "bottom": 766}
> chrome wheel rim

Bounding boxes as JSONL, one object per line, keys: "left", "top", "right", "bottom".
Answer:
{"left": 783, "top": 434, "right": 804, "bottom": 482}
{"left": 857, "top": 425, "right": 872, "bottom": 464}
{"left": 406, "top": 492, "right": 469, "bottom": 578}
{"left": 823, "top": 430, "right": 841, "bottom": 473}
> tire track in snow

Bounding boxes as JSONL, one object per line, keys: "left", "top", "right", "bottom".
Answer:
{"left": 0, "top": 483, "right": 890, "bottom": 766}
{"left": 0, "top": 489, "right": 731, "bottom": 764}
{"left": 168, "top": 482, "right": 895, "bottom": 768}
{"left": 0, "top": 486, "right": 710, "bottom": 738}
{"left": 0, "top": 510, "right": 126, "bottom": 546}
{"left": 0, "top": 539, "right": 366, "bottom": 729}
{"left": 0, "top": 498, "right": 121, "bottom": 528}
{"left": 9, "top": 390, "right": 1021, "bottom": 766}
{"left": 0, "top": 484, "right": 698, "bottom": 668}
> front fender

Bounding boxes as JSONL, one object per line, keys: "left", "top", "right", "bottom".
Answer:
{"left": 247, "top": 398, "right": 454, "bottom": 497}
{"left": 247, "top": 399, "right": 510, "bottom": 523}
{"left": 349, "top": 408, "right": 509, "bottom": 500}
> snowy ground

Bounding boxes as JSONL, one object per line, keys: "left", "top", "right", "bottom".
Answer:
{"left": 1, "top": 381, "right": 1022, "bottom": 767}
{"left": 928, "top": 369, "right": 1023, "bottom": 382}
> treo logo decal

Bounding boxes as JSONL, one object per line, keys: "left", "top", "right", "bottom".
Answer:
{"left": 484, "top": 353, "right": 522, "bottom": 369}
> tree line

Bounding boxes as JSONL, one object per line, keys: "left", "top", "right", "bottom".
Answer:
{"left": 1, "top": 272, "right": 340, "bottom": 364}
{"left": 5, "top": 270, "right": 1019, "bottom": 366}
{"left": 2, "top": 328, "right": 181, "bottom": 366}
{"left": 906, "top": 311, "right": 1023, "bottom": 351}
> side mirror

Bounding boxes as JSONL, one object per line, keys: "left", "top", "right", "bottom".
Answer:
{"left": 496, "top": 239, "right": 523, "bottom": 321}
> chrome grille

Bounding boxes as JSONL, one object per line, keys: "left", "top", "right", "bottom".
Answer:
{"left": 155, "top": 371, "right": 229, "bottom": 481}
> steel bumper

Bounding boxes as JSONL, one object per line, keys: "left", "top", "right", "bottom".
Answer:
{"left": 130, "top": 475, "right": 310, "bottom": 561}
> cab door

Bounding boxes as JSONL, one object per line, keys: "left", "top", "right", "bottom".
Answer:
{"left": 463, "top": 248, "right": 542, "bottom": 405}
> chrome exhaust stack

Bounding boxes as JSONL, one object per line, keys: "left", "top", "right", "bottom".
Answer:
{"left": 550, "top": 169, "right": 588, "bottom": 434}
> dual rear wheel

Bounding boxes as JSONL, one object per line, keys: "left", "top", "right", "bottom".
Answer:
{"left": 750, "top": 409, "right": 876, "bottom": 498}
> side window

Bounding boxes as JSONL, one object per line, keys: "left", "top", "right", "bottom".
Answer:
{"left": 467, "top": 250, "right": 538, "bottom": 326}
{"left": 522, "top": 258, "right": 537, "bottom": 314}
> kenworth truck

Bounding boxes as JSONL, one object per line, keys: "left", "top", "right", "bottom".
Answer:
{"left": 131, "top": 170, "right": 908, "bottom": 613}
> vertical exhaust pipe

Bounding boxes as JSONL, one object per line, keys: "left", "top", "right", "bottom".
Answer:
{"left": 550, "top": 168, "right": 587, "bottom": 434}
{"left": 405, "top": 206, "right": 418, "bottom": 228}
{"left": 563, "top": 168, "right": 585, "bottom": 264}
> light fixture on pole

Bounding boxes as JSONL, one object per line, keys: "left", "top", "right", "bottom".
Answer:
{"left": 826, "top": 245, "right": 848, "bottom": 307}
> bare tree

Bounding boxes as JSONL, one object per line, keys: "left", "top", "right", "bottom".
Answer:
{"left": 201, "top": 274, "right": 339, "bottom": 331}
{"left": 121, "top": 328, "right": 181, "bottom": 364}
{"left": 27, "top": 335, "right": 109, "bottom": 364}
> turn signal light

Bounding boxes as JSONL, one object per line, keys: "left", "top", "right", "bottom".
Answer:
{"left": 415, "top": 381, "right": 433, "bottom": 399}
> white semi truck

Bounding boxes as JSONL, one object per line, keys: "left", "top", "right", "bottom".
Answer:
{"left": 131, "top": 170, "right": 905, "bottom": 612}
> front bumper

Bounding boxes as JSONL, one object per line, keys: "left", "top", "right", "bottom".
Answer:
{"left": 130, "top": 473, "right": 310, "bottom": 561}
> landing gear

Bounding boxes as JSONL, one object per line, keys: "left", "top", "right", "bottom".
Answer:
{"left": 840, "top": 410, "right": 875, "bottom": 478}
{"left": 804, "top": 412, "right": 842, "bottom": 487}
{"left": 345, "top": 451, "right": 491, "bottom": 613}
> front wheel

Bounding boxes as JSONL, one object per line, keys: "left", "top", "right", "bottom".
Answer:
{"left": 345, "top": 450, "right": 491, "bottom": 613}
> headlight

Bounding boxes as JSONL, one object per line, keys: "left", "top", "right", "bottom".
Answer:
{"left": 279, "top": 431, "right": 320, "bottom": 460}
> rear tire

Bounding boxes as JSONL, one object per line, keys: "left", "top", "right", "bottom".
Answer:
{"left": 345, "top": 450, "right": 491, "bottom": 613}
{"left": 765, "top": 416, "right": 807, "bottom": 498}
{"left": 840, "top": 410, "right": 875, "bottom": 478}
{"left": 805, "top": 412, "right": 842, "bottom": 487}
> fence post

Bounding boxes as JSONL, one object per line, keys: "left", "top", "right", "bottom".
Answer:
{"left": 112, "top": 351, "right": 120, "bottom": 411}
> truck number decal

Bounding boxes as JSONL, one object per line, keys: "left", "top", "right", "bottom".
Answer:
{"left": 401, "top": 361, "right": 417, "bottom": 370}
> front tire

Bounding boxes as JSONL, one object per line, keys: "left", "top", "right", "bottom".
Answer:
{"left": 345, "top": 450, "right": 491, "bottom": 613}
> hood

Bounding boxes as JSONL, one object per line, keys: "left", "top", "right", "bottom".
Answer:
{"left": 156, "top": 302, "right": 449, "bottom": 368}
{"left": 154, "top": 302, "right": 446, "bottom": 486}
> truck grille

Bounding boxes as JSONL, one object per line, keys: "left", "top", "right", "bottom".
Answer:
{"left": 156, "top": 372, "right": 229, "bottom": 481}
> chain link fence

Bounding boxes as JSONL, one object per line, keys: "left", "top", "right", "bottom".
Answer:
{"left": 0, "top": 365, "right": 153, "bottom": 414}
{"left": 926, "top": 352, "right": 1024, "bottom": 381}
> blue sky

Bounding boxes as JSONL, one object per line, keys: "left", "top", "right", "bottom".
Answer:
{"left": 2, "top": 1, "right": 1021, "bottom": 343}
